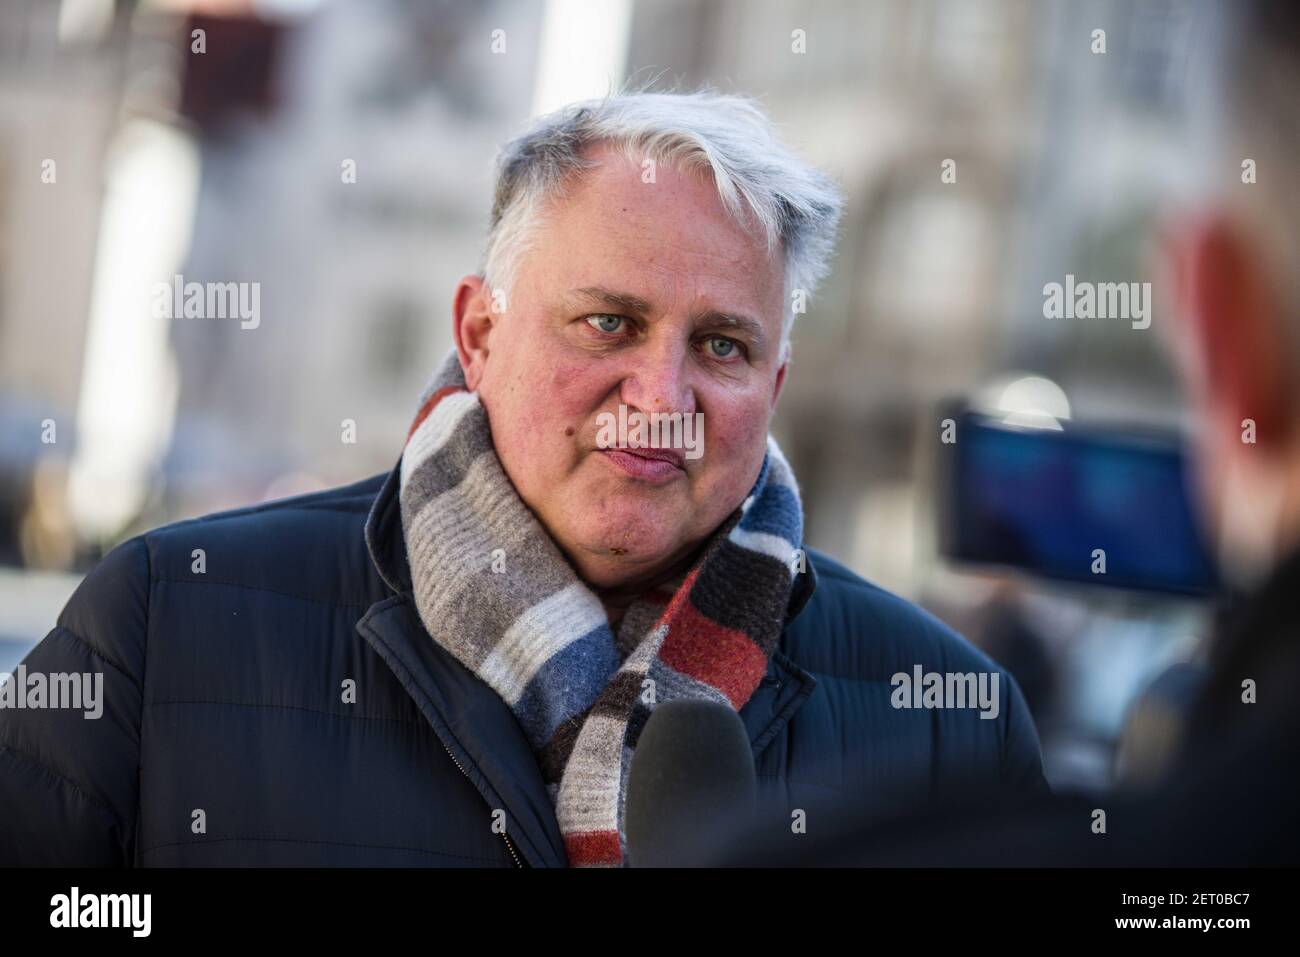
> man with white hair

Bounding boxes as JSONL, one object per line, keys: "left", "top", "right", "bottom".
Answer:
{"left": 0, "top": 89, "right": 1047, "bottom": 867}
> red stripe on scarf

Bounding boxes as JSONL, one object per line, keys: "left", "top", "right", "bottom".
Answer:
{"left": 564, "top": 829, "right": 623, "bottom": 867}
{"left": 405, "top": 385, "right": 467, "bottom": 443}
{"left": 658, "top": 570, "right": 769, "bottom": 710}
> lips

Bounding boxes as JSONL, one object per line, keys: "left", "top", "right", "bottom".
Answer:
{"left": 612, "top": 445, "right": 686, "bottom": 469}
{"left": 597, "top": 446, "right": 686, "bottom": 483}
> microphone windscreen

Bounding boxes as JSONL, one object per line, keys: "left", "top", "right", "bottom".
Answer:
{"left": 625, "top": 699, "right": 756, "bottom": 867}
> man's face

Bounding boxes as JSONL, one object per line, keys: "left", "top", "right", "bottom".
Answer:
{"left": 455, "top": 144, "right": 788, "bottom": 590}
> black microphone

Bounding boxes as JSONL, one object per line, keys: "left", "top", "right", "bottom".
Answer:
{"left": 625, "top": 699, "right": 757, "bottom": 867}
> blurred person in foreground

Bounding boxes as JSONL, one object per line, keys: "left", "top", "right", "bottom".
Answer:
{"left": 711, "top": 0, "right": 1300, "bottom": 866}
{"left": 0, "top": 89, "right": 1047, "bottom": 867}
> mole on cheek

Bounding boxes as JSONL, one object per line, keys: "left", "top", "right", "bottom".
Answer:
{"left": 564, "top": 426, "right": 575, "bottom": 437}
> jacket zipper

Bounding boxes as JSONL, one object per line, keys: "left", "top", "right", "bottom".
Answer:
{"left": 436, "top": 737, "right": 525, "bottom": 868}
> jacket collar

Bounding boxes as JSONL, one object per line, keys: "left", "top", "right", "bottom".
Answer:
{"left": 357, "top": 456, "right": 819, "bottom": 866}
{"left": 363, "top": 461, "right": 414, "bottom": 598}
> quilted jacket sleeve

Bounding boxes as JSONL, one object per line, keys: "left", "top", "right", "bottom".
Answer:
{"left": 0, "top": 537, "right": 150, "bottom": 865}
{"left": 999, "top": 669, "right": 1051, "bottom": 795}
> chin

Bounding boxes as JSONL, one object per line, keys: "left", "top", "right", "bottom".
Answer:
{"left": 567, "top": 508, "right": 687, "bottom": 562}
{"left": 579, "top": 518, "right": 680, "bottom": 557}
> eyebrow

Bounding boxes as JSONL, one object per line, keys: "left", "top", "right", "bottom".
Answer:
{"left": 572, "top": 285, "right": 654, "bottom": 316}
{"left": 570, "top": 285, "right": 768, "bottom": 345}
{"left": 700, "top": 311, "right": 767, "bottom": 344}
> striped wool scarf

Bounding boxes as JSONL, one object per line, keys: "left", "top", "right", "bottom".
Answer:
{"left": 398, "top": 348, "right": 803, "bottom": 867}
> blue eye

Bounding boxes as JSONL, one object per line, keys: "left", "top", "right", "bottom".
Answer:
{"left": 705, "top": 336, "right": 738, "bottom": 358}
{"left": 587, "top": 314, "right": 625, "bottom": 334}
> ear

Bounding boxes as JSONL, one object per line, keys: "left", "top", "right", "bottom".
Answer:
{"left": 1163, "top": 214, "right": 1291, "bottom": 452}
{"left": 771, "top": 356, "right": 788, "bottom": 411}
{"left": 452, "top": 275, "right": 495, "bottom": 391}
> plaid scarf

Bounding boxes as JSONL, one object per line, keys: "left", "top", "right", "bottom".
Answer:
{"left": 398, "top": 348, "right": 803, "bottom": 867}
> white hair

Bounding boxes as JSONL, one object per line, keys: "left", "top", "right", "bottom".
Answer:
{"left": 478, "top": 87, "right": 845, "bottom": 358}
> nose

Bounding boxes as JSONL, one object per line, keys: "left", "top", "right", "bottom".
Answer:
{"left": 618, "top": 339, "right": 697, "bottom": 418}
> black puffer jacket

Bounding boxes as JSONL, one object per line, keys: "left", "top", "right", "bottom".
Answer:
{"left": 0, "top": 464, "right": 1047, "bottom": 866}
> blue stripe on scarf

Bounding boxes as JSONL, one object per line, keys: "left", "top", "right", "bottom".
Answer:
{"left": 514, "top": 624, "right": 622, "bottom": 746}
{"left": 738, "top": 481, "right": 801, "bottom": 543}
